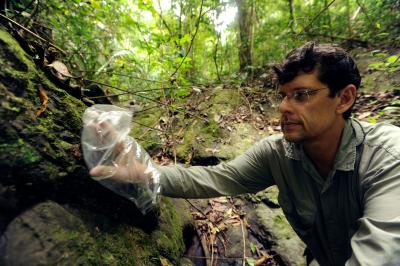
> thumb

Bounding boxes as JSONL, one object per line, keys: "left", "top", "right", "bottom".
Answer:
{"left": 90, "top": 165, "right": 115, "bottom": 179}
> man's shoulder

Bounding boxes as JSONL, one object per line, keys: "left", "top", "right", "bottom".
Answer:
{"left": 356, "top": 119, "right": 400, "bottom": 159}
{"left": 247, "top": 133, "right": 285, "bottom": 155}
{"left": 258, "top": 133, "right": 285, "bottom": 148}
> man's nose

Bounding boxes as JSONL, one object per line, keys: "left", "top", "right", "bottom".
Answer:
{"left": 278, "top": 97, "right": 294, "bottom": 114}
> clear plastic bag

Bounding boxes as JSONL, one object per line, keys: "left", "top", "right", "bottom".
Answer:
{"left": 81, "top": 104, "right": 160, "bottom": 214}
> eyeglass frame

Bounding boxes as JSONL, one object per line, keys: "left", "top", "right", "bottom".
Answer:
{"left": 273, "top": 87, "right": 329, "bottom": 105}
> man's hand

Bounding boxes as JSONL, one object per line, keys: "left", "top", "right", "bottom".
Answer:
{"left": 89, "top": 159, "right": 152, "bottom": 184}
{"left": 83, "top": 107, "right": 153, "bottom": 184}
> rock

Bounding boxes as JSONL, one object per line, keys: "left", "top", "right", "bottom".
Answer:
{"left": 244, "top": 187, "right": 307, "bottom": 266}
{"left": 0, "top": 27, "right": 190, "bottom": 265}
{"left": 0, "top": 201, "right": 94, "bottom": 265}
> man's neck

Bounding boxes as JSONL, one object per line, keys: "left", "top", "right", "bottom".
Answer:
{"left": 303, "top": 119, "right": 346, "bottom": 178}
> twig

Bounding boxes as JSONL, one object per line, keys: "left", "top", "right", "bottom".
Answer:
{"left": 155, "top": 0, "right": 179, "bottom": 47}
{"left": 83, "top": 78, "right": 208, "bottom": 122}
{"left": 132, "top": 120, "right": 164, "bottom": 132}
{"left": 298, "top": 0, "right": 336, "bottom": 35}
{"left": 0, "top": 13, "right": 67, "bottom": 55}
{"left": 186, "top": 199, "right": 208, "bottom": 218}
{"left": 170, "top": 0, "right": 205, "bottom": 78}
{"left": 210, "top": 235, "right": 214, "bottom": 266}
{"left": 84, "top": 70, "right": 164, "bottom": 83}
{"left": 138, "top": 120, "right": 160, "bottom": 140}
{"left": 86, "top": 91, "right": 130, "bottom": 99}
{"left": 135, "top": 105, "right": 160, "bottom": 114}
{"left": 297, "top": 32, "right": 368, "bottom": 45}
{"left": 184, "top": 255, "right": 246, "bottom": 260}
{"left": 240, "top": 218, "right": 246, "bottom": 266}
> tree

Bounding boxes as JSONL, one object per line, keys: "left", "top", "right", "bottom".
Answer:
{"left": 235, "top": 0, "right": 254, "bottom": 75}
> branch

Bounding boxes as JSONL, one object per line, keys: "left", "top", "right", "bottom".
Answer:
{"left": 298, "top": 32, "right": 368, "bottom": 46}
{"left": 83, "top": 79, "right": 208, "bottom": 122}
{"left": 170, "top": 0, "right": 205, "bottom": 78}
{"left": 155, "top": 0, "right": 179, "bottom": 47}
{"left": 0, "top": 13, "right": 67, "bottom": 55}
{"left": 298, "top": 0, "right": 336, "bottom": 35}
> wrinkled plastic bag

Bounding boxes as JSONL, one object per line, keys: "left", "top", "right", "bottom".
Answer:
{"left": 81, "top": 104, "right": 160, "bottom": 214}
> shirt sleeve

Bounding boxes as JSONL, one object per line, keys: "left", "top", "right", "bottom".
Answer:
{"left": 346, "top": 141, "right": 400, "bottom": 266}
{"left": 158, "top": 138, "right": 277, "bottom": 198}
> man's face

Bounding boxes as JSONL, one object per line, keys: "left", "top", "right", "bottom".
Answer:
{"left": 278, "top": 71, "right": 342, "bottom": 143}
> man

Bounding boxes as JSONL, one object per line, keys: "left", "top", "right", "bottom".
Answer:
{"left": 90, "top": 42, "right": 400, "bottom": 265}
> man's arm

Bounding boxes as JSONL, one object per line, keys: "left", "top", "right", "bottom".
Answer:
{"left": 158, "top": 138, "right": 278, "bottom": 198}
{"left": 346, "top": 141, "right": 400, "bottom": 265}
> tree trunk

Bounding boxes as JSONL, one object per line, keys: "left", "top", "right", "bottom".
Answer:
{"left": 288, "top": 0, "right": 296, "bottom": 34}
{"left": 236, "top": 0, "right": 253, "bottom": 75}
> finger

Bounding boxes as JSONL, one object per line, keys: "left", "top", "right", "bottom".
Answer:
{"left": 90, "top": 165, "right": 116, "bottom": 180}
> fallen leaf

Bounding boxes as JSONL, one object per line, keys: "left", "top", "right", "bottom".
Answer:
{"left": 160, "top": 257, "right": 172, "bottom": 266}
{"left": 357, "top": 111, "right": 372, "bottom": 120}
{"left": 47, "top": 60, "right": 73, "bottom": 78}
{"left": 36, "top": 86, "right": 49, "bottom": 117}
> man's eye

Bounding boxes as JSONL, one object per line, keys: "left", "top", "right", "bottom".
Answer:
{"left": 293, "top": 91, "right": 308, "bottom": 102}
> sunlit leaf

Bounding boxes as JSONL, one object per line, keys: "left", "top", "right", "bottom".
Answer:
{"left": 367, "top": 117, "right": 377, "bottom": 124}
{"left": 246, "top": 257, "right": 255, "bottom": 266}
{"left": 250, "top": 242, "right": 257, "bottom": 254}
{"left": 387, "top": 55, "right": 399, "bottom": 64}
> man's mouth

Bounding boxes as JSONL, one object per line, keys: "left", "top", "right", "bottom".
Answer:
{"left": 281, "top": 118, "right": 302, "bottom": 125}
{"left": 281, "top": 118, "right": 302, "bottom": 130}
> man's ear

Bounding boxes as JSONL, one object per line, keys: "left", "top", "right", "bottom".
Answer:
{"left": 336, "top": 84, "right": 356, "bottom": 115}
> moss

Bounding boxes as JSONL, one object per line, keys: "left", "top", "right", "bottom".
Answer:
{"left": 0, "top": 29, "right": 36, "bottom": 73}
{"left": 151, "top": 197, "right": 185, "bottom": 263}
{"left": 61, "top": 93, "right": 86, "bottom": 129}
{"left": 52, "top": 139, "right": 73, "bottom": 159}
{"left": 131, "top": 108, "right": 163, "bottom": 150}
{"left": 0, "top": 138, "right": 41, "bottom": 168}
{"left": 200, "top": 120, "right": 222, "bottom": 138}
{"left": 211, "top": 87, "right": 241, "bottom": 115}
{"left": 272, "top": 214, "right": 293, "bottom": 240}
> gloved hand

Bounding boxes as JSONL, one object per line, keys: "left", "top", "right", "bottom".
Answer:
{"left": 81, "top": 104, "right": 160, "bottom": 214}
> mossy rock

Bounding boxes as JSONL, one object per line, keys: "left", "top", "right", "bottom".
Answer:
{"left": 174, "top": 87, "right": 245, "bottom": 161}
{"left": 131, "top": 107, "right": 163, "bottom": 151}
{"left": 0, "top": 28, "right": 190, "bottom": 265}
{"left": 0, "top": 195, "right": 189, "bottom": 266}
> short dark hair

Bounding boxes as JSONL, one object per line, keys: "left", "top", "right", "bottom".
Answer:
{"left": 273, "top": 42, "right": 361, "bottom": 119}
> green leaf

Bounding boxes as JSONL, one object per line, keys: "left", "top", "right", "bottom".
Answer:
{"left": 387, "top": 55, "right": 399, "bottom": 64}
{"left": 246, "top": 257, "right": 255, "bottom": 266}
{"left": 382, "top": 106, "right": 400, "bottom": 112}
{"left": 180, "top": 34, "right": 192, "bottom": 46}
{"left": 371, "top": 50, "right": 384, "bottom": 56}
{"left": 175, "top": 88, "right": 190, "bottom": 98}
{"left": 377, "top": 32, "right": 389, "bottom": 37}
{"left": 250, "top": 242, "right": 257, "bottom": 254}
{"left": 372, "top": 53, "right": 387, "bottom": 58}
{"left": 368, "top": 62, "right": 385, "bottom": 70}
{"left": 367, "top": 117, "right": 377, "bottom": 124}
{"left": 390, "top": 100, "right": 400, "bottom": 107}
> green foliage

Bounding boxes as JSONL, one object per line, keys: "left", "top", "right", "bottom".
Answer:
{"left": 246, "top": 257, "right": 255, "bottom": 266}
{"left": 249, "top": 241, "right": 257, "bottom": 254}
{"left": 368, "top": 51, "right": 400, "bottom": 72}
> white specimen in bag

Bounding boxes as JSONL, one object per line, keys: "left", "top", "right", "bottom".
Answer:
{"left": 81, "top": 104, "right": 160, "bottom": 214}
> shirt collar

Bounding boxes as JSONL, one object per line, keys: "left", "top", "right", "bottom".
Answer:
{"left": 283, "top": 118, "right": 365, "bottom": 171}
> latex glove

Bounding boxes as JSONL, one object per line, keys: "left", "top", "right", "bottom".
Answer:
{"left": 83, "top": 105, "right": 157, "bottom": 184}
{"left": 82, "top": 105, "right": 160, "bottom": 213}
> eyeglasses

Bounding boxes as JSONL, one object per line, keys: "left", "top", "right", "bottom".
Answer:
{"left": 273, "top": 88, "right": 328, "bottom": 105}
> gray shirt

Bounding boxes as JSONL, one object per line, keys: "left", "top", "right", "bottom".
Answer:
{"left": 159, "top": 118, "right": 400, "bottom": 266}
